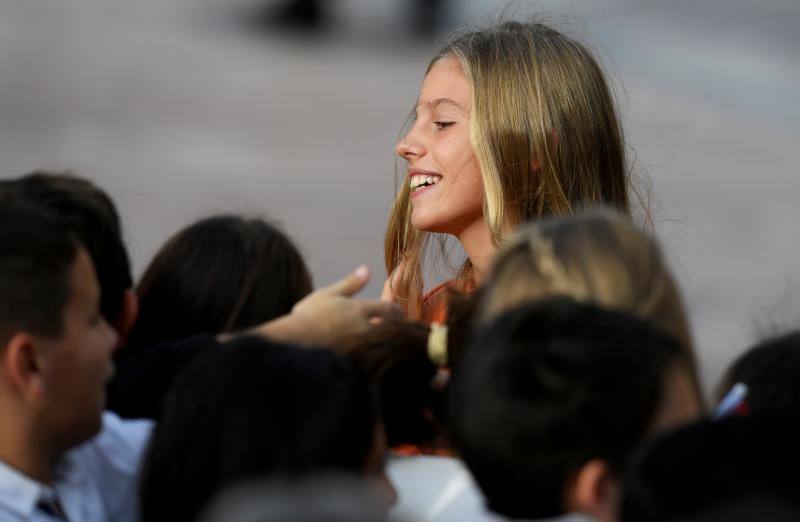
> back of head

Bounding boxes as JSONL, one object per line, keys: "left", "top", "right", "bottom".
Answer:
{"left": 0, "top": 201, "right": 79, "bottom": 346}
{"left": 448, "top": 298, "right": 685, "bottom": 519}
{"left": 140, "top": 336, "right": 376, "bottom": 522}
{"left": 130, "top": 215, "right": 312, "bottom": 348}
{"left": 353, "top": 292, "right": 480, "bottom": 450}
{"left": 0, "top": 172, "right": 131, "bottom": 324}
{"left": 717, "top": 331, "right": 800, "bottom": 418}
{"left": 622, "top": 416, "right": 800, "bottom": 522}
{"left": 481, "top": 209, "right": 695, "bottom": 363}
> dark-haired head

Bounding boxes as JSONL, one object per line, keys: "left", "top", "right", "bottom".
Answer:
{"left": 0, "top": 171, "right": 132, "bottom": 327}
{"left": 717, "top": 331, "right": 800, "bottom": 419}
{"left": 621, "top": 416, "right": 800, "bottom": 522}
{"left": 0, "top": 201, "right": 80, "bottom": 346}
{"left": 128, "top": 215, "right": 312, "bottom": 349}
{"left": 448, "top": 298, "right": 700, "bottom": 521}
{"left": 0, "top": 201, "right": 117, "bottom": 453}
{"left": 140, "top": 336, "right": 387, "bottom": 522}
{"left": 352, "top": 291, "right": 480, "bottom": 451}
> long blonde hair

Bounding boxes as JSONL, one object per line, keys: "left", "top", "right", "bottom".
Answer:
{"left": 480, "top": 209, "right": 696, "bottom": 371}
{"left": 385, "top": 20, "right": 631, "bottom": 319}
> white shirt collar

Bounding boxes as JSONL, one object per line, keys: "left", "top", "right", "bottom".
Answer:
{"left": 0, "top": 457, "right": 53, "bottom": 519}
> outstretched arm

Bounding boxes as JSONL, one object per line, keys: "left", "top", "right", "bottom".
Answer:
{"left": 250, "top": 265, "right": 401, "bottom": 349}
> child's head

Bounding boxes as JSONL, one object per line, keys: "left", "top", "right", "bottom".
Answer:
{"left": 0, "top": 171, "right": 133, "bottom": 328}
{"left": 129, "top": 214, "right": 312, "bottom": 348}
{"left": 717, "top": 331, "right": 800, "bottom": 418}
{"left": 353, "top": 292, "right": 479, "bottom": 450}
{"left": 481, "top": 209, "right": 695, "bottom": 363}
{"left": 448, "top": 298, "right": 700, "bottom": 521}
{"left": 622, "top": 416, "right": 800, "bottom": 522}
{"left": 0, "top": 202, "right": 117, "bottom": 453}
{"left": 140, "top": 336, "right": 389, "bottom": 521}
{"left": 386, "top": 20, "right": 631, "bottom": 316}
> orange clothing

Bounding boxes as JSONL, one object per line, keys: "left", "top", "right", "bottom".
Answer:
{"left": 421, "top": 278, "right": 476, "bottom": 324}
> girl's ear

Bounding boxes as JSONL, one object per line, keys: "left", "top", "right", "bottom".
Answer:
{"left": 564, "top": 459, "right": 620, "bottom": 522}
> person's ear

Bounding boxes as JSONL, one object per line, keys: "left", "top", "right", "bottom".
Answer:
{"left": 566, "top": 459, "right": 619, "bottom": 522}
{"left": 1, "top": 333, "right": 47, "bottom": 400}
{"left": 113, "top": 289, "right": 139, "bottom": 346}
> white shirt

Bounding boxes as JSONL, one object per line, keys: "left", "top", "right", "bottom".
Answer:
{"left": 0, "top": 412, "right": 153, "bottom": 522}
{"left": 387, "top": 455, "right": 501, "bottom": 521}
{"left": 387, "top": 455, "right": 598, "bottom": 522}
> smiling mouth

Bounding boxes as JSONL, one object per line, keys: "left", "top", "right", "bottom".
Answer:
{"left": 410, "top": 174, "right": 442, "bottom": 191}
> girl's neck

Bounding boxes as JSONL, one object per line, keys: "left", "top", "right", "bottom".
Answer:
{"left": 457, "top": 219, "right": 495, "bottom": 284}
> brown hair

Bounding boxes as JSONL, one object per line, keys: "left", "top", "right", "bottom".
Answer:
{"left": 129, "top": 214, "right": 312, "bottom": 349}
{"left": 480, "top": 208, "right": 697, "bottom": 378}
{"left": 385, "top": 20, "right": 631, "bottom": 319}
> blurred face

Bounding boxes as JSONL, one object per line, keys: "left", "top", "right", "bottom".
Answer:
{"left": 35, "top": 248, "right": 118, "bottom": 450}
{"left": 396, "top": 56, "right": 484, "bottom": 236}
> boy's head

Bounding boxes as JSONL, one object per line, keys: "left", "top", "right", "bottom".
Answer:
{"left": 0, "top": 172, "right": 134, "bottom": 334}
{"left": 717, "top": 331, "right": 800, "bottom": 418}
{"left": 0, "top": 202, "right": 117, "bottom": 453}
{"left": 622, "top": 416, "right": 800, "bottom": 522}
{"left": 448, "top": 298, "right": 700, "bottom": 521}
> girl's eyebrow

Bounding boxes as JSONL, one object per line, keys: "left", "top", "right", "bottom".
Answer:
{"left": 416, "top": 97, "right": 468, "bottom": 114}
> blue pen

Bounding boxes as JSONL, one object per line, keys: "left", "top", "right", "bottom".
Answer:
{"left": 714, "top": 382, "right": 748, "bottom": 419}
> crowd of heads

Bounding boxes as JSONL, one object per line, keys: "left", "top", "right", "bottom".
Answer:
{"left": 0, "top": 16, "right": 796, "bottom": 522}
{"left": 2, "top": 168, "right": 792, "bottom": 521}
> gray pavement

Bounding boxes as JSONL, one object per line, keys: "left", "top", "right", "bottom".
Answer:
{"left": 1, "top": 0, "right": 798, "bottom": 394}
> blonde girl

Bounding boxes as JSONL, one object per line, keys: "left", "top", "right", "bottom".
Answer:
{"left": 382, "top": 20, "right": 632, "bottom": 321}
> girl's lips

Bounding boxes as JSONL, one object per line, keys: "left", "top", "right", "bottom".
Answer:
{"left": 411, "top": 181, "right": 439, "bottom": 199}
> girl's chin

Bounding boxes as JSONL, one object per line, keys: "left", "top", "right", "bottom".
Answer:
{"left": 410, "top": 208, "right": 438, "bottom": 231}
{"left": 410, "top": 214, "right": 450, "bottom": 234}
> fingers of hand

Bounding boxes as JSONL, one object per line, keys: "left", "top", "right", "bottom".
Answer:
{"left": 322, "top": 265, "right": 371, "bottom": 297}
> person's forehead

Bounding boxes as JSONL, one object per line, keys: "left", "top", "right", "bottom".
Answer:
{"left": 418, "top": 57, "right": 471, "bottom": 108}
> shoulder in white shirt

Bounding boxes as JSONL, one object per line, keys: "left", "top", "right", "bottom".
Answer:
{"left": 387, "top": 455, "right": 598, "bottom": 522}
{"left": 0, "top": 412, "right": 153, "bottom": 522}
{"left": 387, "top": 455, "right": 501, "bottom": 521}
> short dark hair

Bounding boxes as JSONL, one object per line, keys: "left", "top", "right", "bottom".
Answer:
{"left": 621, "top": 416, "right": 800, "bottom": 522}
{"left": 0, "top": 172, "right": 132, "bottom": 324}
{"left": 128, "top": 214, "right": 312, "bottom": 348}
{"left": 0, "top": 202, "right": 79, "bottom": 345}
{"left": 448, "top": 298, "right": 685, "bottom": 519}
{"left": 717, "top": 331, "right": 800, "bottom": 418}
{"left": 139, "top": 336, "right": 377, "bottom": 522}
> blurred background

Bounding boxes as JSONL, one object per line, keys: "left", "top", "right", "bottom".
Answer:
{"left": 1, "top": 0, "right": 798, "bottom": 393}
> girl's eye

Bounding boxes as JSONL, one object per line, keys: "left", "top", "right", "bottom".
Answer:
{"left": 434, "top": 121, "right": 455, "bottom": 129}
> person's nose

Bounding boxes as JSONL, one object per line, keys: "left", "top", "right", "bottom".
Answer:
{"left": 396, "top": 124, "right": 425, "bottom": 162}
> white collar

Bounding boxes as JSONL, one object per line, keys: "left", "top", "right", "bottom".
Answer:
{"left": 0, "top": 457, "right": 54, "bottom": 518}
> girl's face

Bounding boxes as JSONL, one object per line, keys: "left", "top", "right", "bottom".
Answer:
{"left": 396, "top": 56, "right": 484, "bottom": 236}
